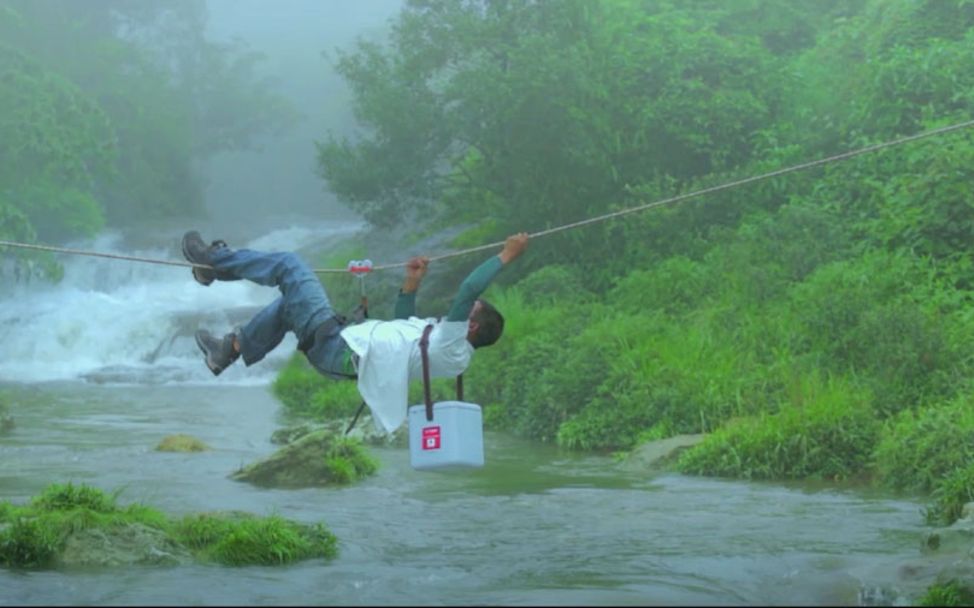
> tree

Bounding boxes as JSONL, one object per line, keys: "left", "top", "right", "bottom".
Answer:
{"left": 0, "top": 0, "right": 297, "bottom": 231}
{"left": 317, "top": 0, "right": 782, "bottom": 244}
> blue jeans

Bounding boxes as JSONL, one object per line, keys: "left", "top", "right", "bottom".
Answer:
{"left": 209, "top": 247, "right": 347, "bottom": 375}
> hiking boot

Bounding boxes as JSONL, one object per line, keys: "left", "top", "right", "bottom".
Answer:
{"left": 195, "top": 329, "right": 240, "bottom": 376}
{"left": 181, "top": 230, "right": 233, "bottom": 286}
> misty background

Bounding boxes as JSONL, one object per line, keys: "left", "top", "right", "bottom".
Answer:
{"left": 202, "top": 0, "right": 402, "bottom": 232}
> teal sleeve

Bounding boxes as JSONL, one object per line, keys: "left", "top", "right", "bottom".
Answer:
{"left": 394, "top": 291, "right": 416, "bottom": 319}
{"left": 446, "top": 255, "right": 504, "bottom": 322}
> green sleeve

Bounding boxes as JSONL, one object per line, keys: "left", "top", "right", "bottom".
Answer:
{"left": 446, "top": 255, "right": 504, "bottom": 322}
{"left": 394, "top": 291, "right": 416, "bottom": 319}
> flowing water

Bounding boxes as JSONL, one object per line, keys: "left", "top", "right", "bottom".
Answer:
{"left": 0, "top": 224, "right": 936, "bottom": 606}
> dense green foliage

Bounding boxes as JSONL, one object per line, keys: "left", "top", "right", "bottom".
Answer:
{"left": 874, "top": 396, "right": 974, "bottom": 494}
{"left": 924, "top": 463, "right": 974, "bottom": 527}
{"left": 0, "top": 483, "right": 338, "bottom": 568}
{"left": 283, "top": 0, "right": 974, "bottom": 526}
{"left": 918, "top": 579, "right": 974, "bottom": 607}
{"left": 0, "top": 0, "right": 294, "bottom": 278}
{"left": 677, "top": 374, "right": 879, "bottom": 481}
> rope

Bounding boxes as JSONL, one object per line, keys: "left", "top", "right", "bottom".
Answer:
{"left": 2, "top": 118, "right": 973, "bottom": 274}
{"left": 0, "top": 240, "right": 214, "bottom": 272}
{"left": 416, "top": 118, "right": 974, "bottom": 267}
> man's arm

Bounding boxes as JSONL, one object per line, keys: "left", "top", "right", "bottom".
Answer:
{"left": 394, "top": 256, "right": 429, "bottom": 319}
{"left": 445, "top": 232, "right": 530, "bottom": 322}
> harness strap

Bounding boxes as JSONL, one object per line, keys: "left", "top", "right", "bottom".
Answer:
{"left": 420, "top": 324, "right": 435, "bottom": 421}
{"left": 419, "top": 323, "right": 465, "bottom": 422}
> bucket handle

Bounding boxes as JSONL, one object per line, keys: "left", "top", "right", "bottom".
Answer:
{"left": 418, "top": 324, "right": 464, "bottom": 422}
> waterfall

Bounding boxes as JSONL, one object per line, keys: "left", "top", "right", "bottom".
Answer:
{"left": 0, "top": 222, "right": 361, "bottom": 385}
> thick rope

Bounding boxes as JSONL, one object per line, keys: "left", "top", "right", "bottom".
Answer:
{"left": 2, "top": 118, "right": 973, "bottom": 273}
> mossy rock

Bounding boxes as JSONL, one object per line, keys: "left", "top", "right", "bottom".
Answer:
{"left": 621, "top": 434, "right": 706, "bottom": 472}
{"left": 156, "top": 434, "right": 209, "bottom": 452}
{"left": 231, "top": 431, "right": 379, "bottom": 488}
{"left": 0, "top": 483, "right": 338, "bottom": 569}
{"left": 271, "top": 415, "right": 407, "bottom": 448}
{"left": 59, "top": 522, "right": 193, "bottom": 567}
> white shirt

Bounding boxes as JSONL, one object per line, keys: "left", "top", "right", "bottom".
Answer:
{"left": 340, "top": 317, "right": 474, "bottom": 433}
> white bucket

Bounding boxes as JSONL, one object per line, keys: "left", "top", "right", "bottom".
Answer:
{"left": 407, "top": 400, "right": 484, "bottom": 470}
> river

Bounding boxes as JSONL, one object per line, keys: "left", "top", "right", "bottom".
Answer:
{"left": 0, "top": 225, "right": 934, "bottom": 606}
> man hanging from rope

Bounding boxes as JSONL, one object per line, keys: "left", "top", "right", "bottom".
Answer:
{"left": 181, "top": 230, "right": 529, "bottom": 433}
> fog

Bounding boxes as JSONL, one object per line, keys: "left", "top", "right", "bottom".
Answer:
{"left": 203, "top": 0, "right": 403, "bottom": 227}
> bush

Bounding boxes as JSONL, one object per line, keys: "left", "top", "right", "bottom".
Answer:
{"left": 677, "top": 374, "right": 879, "bottom": 480}
{"left": 924, "top": 463, "right": 974, "bottom": 526}
{"left": 556, "top": 310, "right": 778, "bottom": 451}
{"left": 789, "top": 251, "right": 961, "bottom": 415}
{"left": 514, "top": 264, "right": 594, "bottom": 308}
{"left": 874, "top": 395, "right": 974, "bottom": 493}
{"left": 462, "top": 287, "right": 601, "bottom": 437}
{"left": 608, "top": 256, "right": 713, "bottom": 316}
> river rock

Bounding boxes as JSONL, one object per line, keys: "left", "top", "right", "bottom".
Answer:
{"left": 922, "top": 502, "right": 974, "bottom": 555}
{"left": 271, "top": 415, "right": 407, "bottom": 448}
{"left": 620, "top": 434, "right": 706, "bottom": 472}
{"left": 57, "top": 522, "right": 193, "bottom": 567}
{"left": 156, "top": 434, "right": 209, "bottom": 452}
{"left": 863, "top": 501, "right": 974, "bottom": 604}
{"left": 231, "top": 429, "right": 374, "bottom": 488}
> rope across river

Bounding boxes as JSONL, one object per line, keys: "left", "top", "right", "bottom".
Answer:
{"left": 2, "top": 118, "right": 973, "bottom": 275}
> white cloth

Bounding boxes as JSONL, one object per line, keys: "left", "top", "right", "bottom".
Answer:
{"left": 340, "top": 317, "right": 474, "bottom": 433}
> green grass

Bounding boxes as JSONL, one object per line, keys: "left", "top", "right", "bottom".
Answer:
{"left": 176, "top": 513, "right": 338, "bottom": 566}
{"left": 874, "top": 394, "right": 974, "bottom": 493}
{"left": 677, "top": 373, "right": 879, "bottom": 481}
{"left": 918, "top": 580, "right": 974, "bottom": 606}
{"left": 324, "top": 438, "right": 379, "bottom": 484}
{"left": 272, "top": 353, "right": 361, "bottom": 419}
{"left": 924, "top": 463, "right": 974, "bottom": 526}
{"left": 0, "top": 483, "right": 340, "bottom": 568}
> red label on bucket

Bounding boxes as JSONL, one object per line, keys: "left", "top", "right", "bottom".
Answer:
{"left": 422, "top": 426, "right": 441, "bottom": 450}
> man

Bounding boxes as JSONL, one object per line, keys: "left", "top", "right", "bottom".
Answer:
{"left": 182, "top": 230, "right": 529, "bottom": 433}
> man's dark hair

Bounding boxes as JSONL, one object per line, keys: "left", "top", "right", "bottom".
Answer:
{"left": 470, "top": 299, "right": 504, "bottom": 348}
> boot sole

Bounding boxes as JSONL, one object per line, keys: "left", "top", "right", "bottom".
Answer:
{"left": 195, "top": 332, "right": 224, "bottom": 376}
{"left": 182, "top": 232, "right": 214, "bottom": 286}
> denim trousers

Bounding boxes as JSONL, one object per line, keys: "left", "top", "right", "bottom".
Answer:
{"left": 208, "top": 247, "right": 347, "bottom": 375}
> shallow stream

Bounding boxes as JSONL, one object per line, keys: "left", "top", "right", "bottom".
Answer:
{"left": 0, "top": 382, "right": 932, "bottom": 606}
